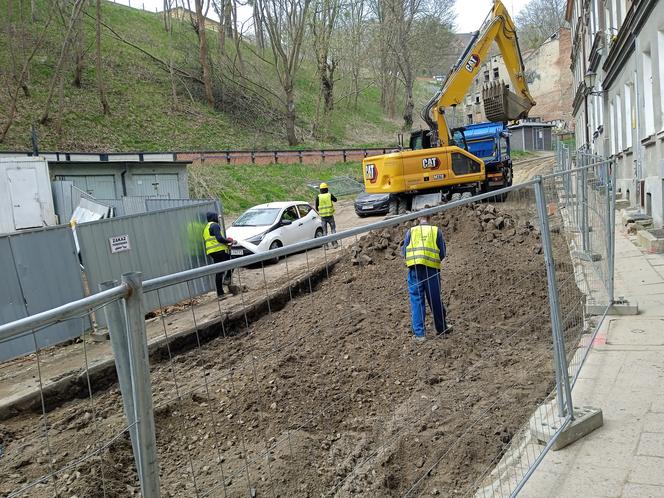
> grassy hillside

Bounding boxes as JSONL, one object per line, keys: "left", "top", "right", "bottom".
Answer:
{"left": 0, "top": 0, "right": 406, "bottom": 152}
{"left": 189, "top": 160, "right": 362, "bottom": 214}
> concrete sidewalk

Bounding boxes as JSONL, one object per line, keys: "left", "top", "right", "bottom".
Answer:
{"left": 519, "top": 228, "right": 664, "bottom": 497}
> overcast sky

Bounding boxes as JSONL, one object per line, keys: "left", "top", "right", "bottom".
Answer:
{"left": 454, "top": 0, "right": 529, "bottom": 32}
{"left": 111, "top": 0, "right": 529, "bottom": 33}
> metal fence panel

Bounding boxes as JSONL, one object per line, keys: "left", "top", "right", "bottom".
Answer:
{"left": 145, "top": 198, "right": 218, "bottom": 212}
{"left": 76, "top": 203, "right": 216, "bottom": 317}
{"left": 51, "top": 180, "right": 75, "bottom": 223}
{"left": 0, "top": 226, "right": 89, "bottom": 361}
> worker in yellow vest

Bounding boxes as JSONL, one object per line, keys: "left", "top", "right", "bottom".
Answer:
{"left": 402, "top": 212, "right": 452, "bottom": 342}
{"left": 315, "top": 182, "right": 338, "bottom": 248}
{"left": 203, "top": 212, "right": 234, "bottom": 299}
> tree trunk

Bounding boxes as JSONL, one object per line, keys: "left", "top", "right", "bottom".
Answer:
{"left": 252, "top": 1, "right": 264, "bottom": 49}
{"left": 96, "top": 0, "right": 110, "bottom": 114}
{"left": 39, "top": 0, "right": 85, "bottom": 125}
{"left": 285, "top": 84, "right": 297, "bottom": 145}
{"left": 195, "top": 0, "right": 214, "bottom": 107}
{"left": 319, "top": 59, "right": 335, "bottom": 113}
{"left": 1, "top": 10, "right": 51, "bottom": 142}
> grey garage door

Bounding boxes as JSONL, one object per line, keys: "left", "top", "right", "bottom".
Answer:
{"left": 58, "top": 175, "right": 117, "bottom": 199}
{"left": 132, "top": 174, "right": 179, "bottom": 197}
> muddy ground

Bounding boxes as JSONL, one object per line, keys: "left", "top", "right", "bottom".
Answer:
{"left": 0, "top": 190, "right": 582, "bottom": 498}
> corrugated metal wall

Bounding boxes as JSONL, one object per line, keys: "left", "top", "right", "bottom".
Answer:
{"left": 75, "top": 202, "right": 216, "bottom": 316}
{"left": 0, "top": 226, "right": 89, "bottom": 362}
{"left": 145, "top": 198, "right": 220, "bottom": 212}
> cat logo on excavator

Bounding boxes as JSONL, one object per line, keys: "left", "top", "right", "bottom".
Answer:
{"left": 465, "top": 54, "right": 480, "bottom": 72}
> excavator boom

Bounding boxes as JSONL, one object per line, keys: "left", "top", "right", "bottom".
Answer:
{"left": 425, "top": 0, "right": 536, "bottom": 146}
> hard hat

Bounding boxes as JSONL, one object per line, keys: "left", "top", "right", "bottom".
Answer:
{"left": 319, "top": 182, "right": 328, "bottom": 189}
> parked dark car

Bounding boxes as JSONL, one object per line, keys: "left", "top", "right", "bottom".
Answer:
{"left": 354, "top": 192, "right": 392, "bottom": 217}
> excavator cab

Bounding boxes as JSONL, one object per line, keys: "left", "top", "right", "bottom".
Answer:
{"left": 410, "top": 129, "right": 467, "bottom": 151}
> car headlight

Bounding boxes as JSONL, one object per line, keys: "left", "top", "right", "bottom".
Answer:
{"left": 246, "top": 232, "right": 267, "bottom": 244}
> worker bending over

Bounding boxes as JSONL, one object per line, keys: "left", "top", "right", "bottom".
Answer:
{"left": 203, "top": 212, "right": 234, "bottom": 299}
{"left": 402, "top": 212, "right": 452, "bottom": 342}
{"left": 316, "top": 182, "right": 338, "bottom": 248}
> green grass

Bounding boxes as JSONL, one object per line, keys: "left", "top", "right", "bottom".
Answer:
{"left": 188, "top": 161, "right": 363, "bottom": 214}
{"left": 511, "top": 149, "right": 536, "bottom": 160}
{"left": 0, "top": 0, "right": 406, "bottom": 151}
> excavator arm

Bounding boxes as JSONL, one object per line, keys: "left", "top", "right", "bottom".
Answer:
{"left": 422, "top": 0, "right": 536, "bottom": 147}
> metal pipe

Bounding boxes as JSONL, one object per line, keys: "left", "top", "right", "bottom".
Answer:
{"left": 122, "top": 272, "right": 161, "bottom": 498}
{"left": 0, "top": 283, "right": 129, "bottom": 344}
{"left": 100, "top": 280, "right": 139, "bottom": 467}
{"left": 534, "top": 177, "right": 575, "bottom": 420}
{"left": 609, "top": 158, "right": 616, "bottom": 303}
{"left": 143, "top": 178, "right": 540, "bottom": 293}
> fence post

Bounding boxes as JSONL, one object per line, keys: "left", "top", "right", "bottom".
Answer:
{"left": 581, "top": 163, "right": 590, "bottom": 252}
{"left": 608, "top": 159, "right": 616, "bottom": 304}
{"left": 534, "top": 177, "right": 575, "bottom": 419}
{"left": 100, "top": 280, "right": 140, "bottom": 465}
{"left": 122, "top": 272, "right": 161, "bottom": 498}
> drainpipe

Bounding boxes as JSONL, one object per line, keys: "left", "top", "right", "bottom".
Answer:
{"left": 121, "top": 163, "right": 128, "bottom": 196}
{"left": 633, "top": 35, "right": 642, "bottom": 210}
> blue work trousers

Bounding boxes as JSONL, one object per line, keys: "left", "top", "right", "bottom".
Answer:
{"left": 407, "top": 265, "right": 447, "bottom": 337}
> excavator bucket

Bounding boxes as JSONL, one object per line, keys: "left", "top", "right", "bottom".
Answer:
{"left": 482, "top": 81, "right": 533, "bottom": 122}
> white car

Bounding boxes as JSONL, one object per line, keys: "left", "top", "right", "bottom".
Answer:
{"left": 227, "top": 201, "right": 323, "bottom": 259}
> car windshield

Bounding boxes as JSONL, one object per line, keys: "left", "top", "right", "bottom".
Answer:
{"left": 233, "top": 208, "right": 281, "bottom": 227}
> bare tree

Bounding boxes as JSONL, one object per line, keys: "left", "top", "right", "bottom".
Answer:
{"left": 188, "top": 0, "right": 215, "bottom": 106}
{"left": 1, "top": 11, "right": 53, "bottom": 142}
{"left": 96, "top": 0, "right": 110, "bottom": 114}
{"left": 39, "top": 0, "right": 86, "bottom": 125}
{"left": 343, "top": 0, "right": 366, "bottom": 109}
{"left": 515, "top": 0, "right": 566, "bottom": 49}
{"left": 259, "top": 0, "right": 312, "bottom": 145}
{"left": 312, "top": 0, "right": 340, "bottom": 114}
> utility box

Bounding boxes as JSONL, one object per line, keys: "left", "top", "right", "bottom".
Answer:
{"left": 0, "top": 157, "right": 57, "bottom": 235}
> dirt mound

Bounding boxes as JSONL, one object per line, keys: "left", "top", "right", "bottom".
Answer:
{"left": 0, "top": 204, "right": 582, "bottom": 498}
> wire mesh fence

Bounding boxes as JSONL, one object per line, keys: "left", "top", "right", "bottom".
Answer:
{"left": 0, "top": 150, "right": 614, "bottom": 498}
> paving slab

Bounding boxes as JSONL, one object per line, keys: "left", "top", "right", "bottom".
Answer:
{"left": 517, "top": 226, "right": 664, "bottom": 498}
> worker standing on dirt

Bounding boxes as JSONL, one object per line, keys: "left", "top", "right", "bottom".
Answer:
{"left": 316, "top": 182, "right": 338, "bottom": 248}
{"left": 402, "top": 212, "right": 452, "bottom": 342}
{"left": 203, "top": 212, "right": 234, "bottom": 299}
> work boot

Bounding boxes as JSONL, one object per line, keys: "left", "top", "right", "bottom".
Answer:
{"left": 436, "top": 325, "right": 453, "bottom": 337}
{"left": 412, "top": 335, "right": 426, "bottom": 343}
{"left": 218, "top": 293, "right": 229, "bottom": 301}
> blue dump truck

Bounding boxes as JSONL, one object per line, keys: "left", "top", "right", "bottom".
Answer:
{"left": 457, "top": 122, "right": 513, "bottom": 197}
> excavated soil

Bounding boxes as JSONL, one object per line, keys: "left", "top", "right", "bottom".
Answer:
{"left": 0, "top": 201, "right": 583, "bottom": 498}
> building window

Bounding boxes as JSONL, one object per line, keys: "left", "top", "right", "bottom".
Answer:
{"left": 475, "top": 95, "right": 480, "bottom": 104}
{"left": 611, "top": 0, "right": 618, "bottom": 32}
{"left": 643, "top": 48, "right": 655, "bottom": 136}
{"left": 624, "top": 83, "right": 632, "bottom": 148}
{"left": 616, "top": 93, "right": 623, "bottom": 151}
{"left": 484, "top": 71, "right": 490, "bottom": 82}
{"left": 493, "top": 67, "right": 499, "bottom": 79}
{"left": 467, "top": 114, "right": 473, "bottom": 124}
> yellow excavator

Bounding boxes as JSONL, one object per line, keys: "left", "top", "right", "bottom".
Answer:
{"left": 362, "top": 0, "right": 536, "bottom": 213}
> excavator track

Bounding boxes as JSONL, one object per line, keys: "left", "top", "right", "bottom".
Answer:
{"left": 482, "top": 81, "right": 534, "bottom": 122}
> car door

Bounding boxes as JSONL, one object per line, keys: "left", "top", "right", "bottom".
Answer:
{"left": 296, "top": 203, "right": 320, "bottom": 240}
{"left": 277, "top": 205, "right": 301, "bottom": 246}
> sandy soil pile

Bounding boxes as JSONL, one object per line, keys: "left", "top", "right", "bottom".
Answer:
{"left": 0, "top": 203, "right": 582, "bottom": 498}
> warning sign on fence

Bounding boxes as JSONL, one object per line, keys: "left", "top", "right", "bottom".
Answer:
{"left": 109, "top": 234, "right": 131, "bottom": 253}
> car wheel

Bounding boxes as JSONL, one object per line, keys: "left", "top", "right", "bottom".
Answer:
{"left": 268, "top": 240, "right": 282, "bottom": 264}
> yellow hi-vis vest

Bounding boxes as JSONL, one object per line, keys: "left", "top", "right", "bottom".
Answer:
{"left": 405, "top": 225, "right": 441, "bottom": 269}
{"left": 203, "top": 222, "right": 229, "bottom": 255}
{"left": 318, "top": 192, "right": 335, "bottom": 217}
